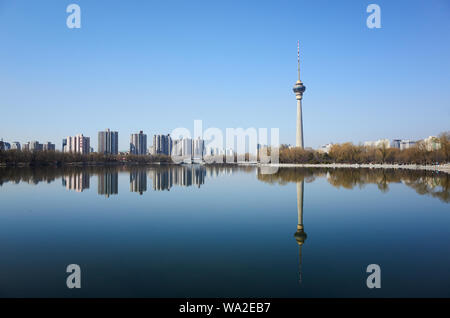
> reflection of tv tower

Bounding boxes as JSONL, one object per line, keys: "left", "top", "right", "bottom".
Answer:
{"left": 293, "top": 181, "right": 307, "bottom": 284}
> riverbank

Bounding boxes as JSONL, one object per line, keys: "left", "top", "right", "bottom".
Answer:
{"left": 2, "top": 161, "right": 450, "bottom": 174}
{"left": 256, "top": 163, "right": 450, "bottom": 174}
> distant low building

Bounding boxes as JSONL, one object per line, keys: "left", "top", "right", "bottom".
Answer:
{"left": 205, "top": 147, "right": 224, "bottom": 156}
{"left": 400, "top": 140, "right": 416, "bottom": 150}
{"left": 391, "top": 139, "right": 402, "bottom": 149}
{"left": 317, "top": 143, "right": 333, "bottom": 154}
{"left": 364, "top": 139, "right": 390, "bottom": 148}
{"left": 170, "top": 138, "right": 206, "bottom": 163}
{"left": 422, "top": 136, "right": 441, "bottom": 151}
{"left": 225, "top": 148, "right": 234, "bottom": 156}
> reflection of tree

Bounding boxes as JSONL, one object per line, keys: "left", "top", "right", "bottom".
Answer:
{"left": 256, "top": 168, "right": 324, "bottom": 185}
{"left": 257, "top": 168, "right": 450, "bottom": 203}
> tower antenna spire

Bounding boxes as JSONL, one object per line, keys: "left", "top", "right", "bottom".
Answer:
{"left": 297, "top": 40, "right": 300, "bottom": 81}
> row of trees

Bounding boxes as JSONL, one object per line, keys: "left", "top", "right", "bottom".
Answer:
{"left": 0, "top": 150, "right": 172, "bottom": 166}
{"left": 2, "top": 132, "right": 449, "bottom": 166}
{"left": 277, "top": 132, "right": 450, "bottom": 165}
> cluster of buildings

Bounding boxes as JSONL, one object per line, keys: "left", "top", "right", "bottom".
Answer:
{"left": 364, "top": 136, "right": 441, "bottom": 151}
{"left": 1, "top": 129, "right": 237, "bottom": 164}
{"left": 317, "top": 136, "right": 442, "bottom": 154}
{"left": 0, "top": 140, "right": 55, "bottom": 151}
{"left": 60, "top": 130, "right": 225, "bottom": 163}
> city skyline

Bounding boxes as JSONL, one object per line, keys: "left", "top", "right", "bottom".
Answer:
{"left": 1, "top": 1, "right": 449, "bottom": 150}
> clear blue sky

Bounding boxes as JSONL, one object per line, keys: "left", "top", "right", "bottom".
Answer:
{"left": 0, "top": 0, "right": 449, "bottom": 151}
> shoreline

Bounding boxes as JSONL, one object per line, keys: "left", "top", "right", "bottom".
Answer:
{"left": 256, "top": 163, "right": 450, "bottom": 174}
{"left": 1, "top": 162, "right": 450, "bottom": 174}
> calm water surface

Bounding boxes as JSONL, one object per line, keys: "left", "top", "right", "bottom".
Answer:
{"left": 0, "top": 165, "right": 449, "bottom": 297}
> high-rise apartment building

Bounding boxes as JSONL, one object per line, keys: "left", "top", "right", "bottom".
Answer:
{"left": 62, "top": 138, "right": 67, "bottom": 152}
{"left": 98, "top": 129, "right": 119, "bottom": 155}
{"left": 43, "top": 142, "right": 56, "bottom": 151}
{"left": 64, "top": 134, "right": 90, "bottom": 154}
{"left": 1, "top": 141, "right": 11, "bottom": 150}
{"left": 30, "top": 141, "right": 43, "bottom": 151}
{"left": 181, "top": 138, "right": 193, "bottom": 158}
{"left": 11, "top": 142, "right": 21, "bottom": 150}
{"left": 130, "top": 131, "right": 147, "bottom": 155}
{"left": 192, "top": 137, "right": 205, "bottom": 160}
{"left": 153, "top": 134, "right": 172, "bottom": 155}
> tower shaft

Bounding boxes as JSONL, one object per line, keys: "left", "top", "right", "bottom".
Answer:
{"left": 296, "top": 99, "right": 304, "bottom": 148}
{"left": 293, "top": 41, "right": 306, "bottom": 149}
{"left": 297, "top": 181, "right": 304, "bottom": 226}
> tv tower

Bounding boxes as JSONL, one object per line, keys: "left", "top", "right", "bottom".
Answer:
{"left": 293, "top": 41, "right": 306, "bottom": 148}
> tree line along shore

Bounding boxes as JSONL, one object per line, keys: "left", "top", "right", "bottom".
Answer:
{"left": 1, "top": 132, "right": 449, "bottom": 167}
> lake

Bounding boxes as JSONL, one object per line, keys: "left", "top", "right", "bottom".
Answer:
{"left": 0, "top": 165, "right": 449, "bottom": 297}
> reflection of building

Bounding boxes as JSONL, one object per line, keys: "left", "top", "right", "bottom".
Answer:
{"left": 293, "top": 181, "right": 307, "bottom": 284}
{"left": 62, "top": 172, "right": 90, "bottom": 192}
{"left": 98, "top": 129, "right": 119, "bottom": 155}
{"left": 150, "top": 166, "right": 206, "bottom": 191}
{"left": 130, "top": 131, "right": 147, "bottom": 155}
{"left": 130, "top": 170, "right": 147, "bottom": 195}
{"left": 98, "top": 172, "right": 118, "bottom": 197}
